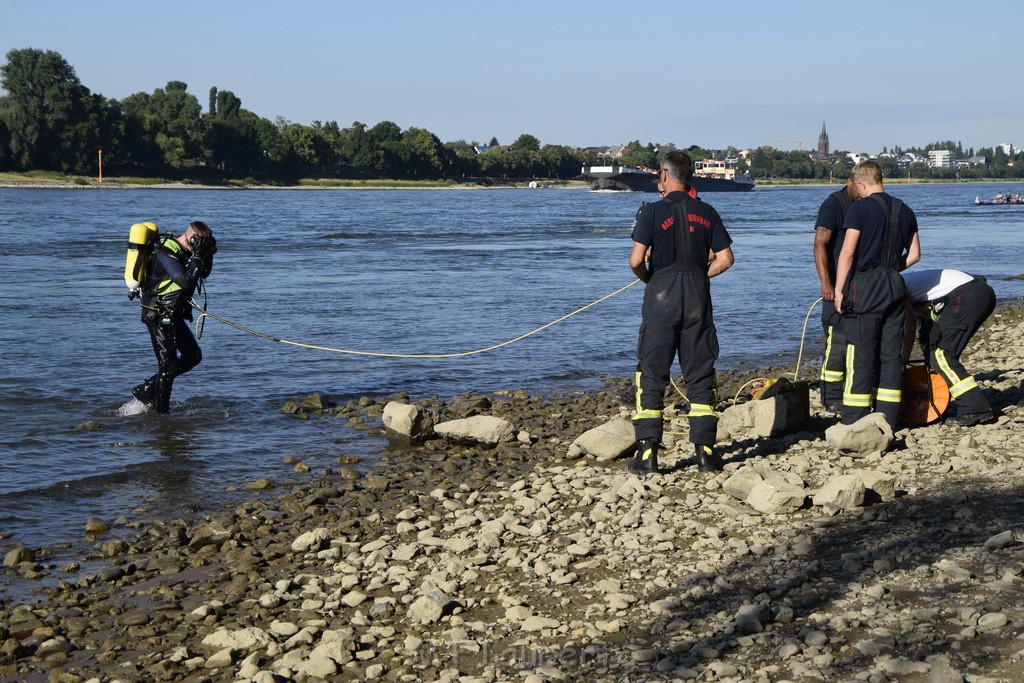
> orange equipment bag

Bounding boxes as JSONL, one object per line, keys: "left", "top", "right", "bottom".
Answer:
{"left": 900, "top": 362, "right": 950, "bottom": 426}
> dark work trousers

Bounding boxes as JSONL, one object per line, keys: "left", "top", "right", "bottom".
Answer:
{"left": 819, "top": 299, "right": 846, "bottom": 409}
{"left": 146, "top": 318, "right": 202, "bottom": 413}
{"left": 925, "top": 277, "right": 995, "bottom": 415}
{"left": 842, "top": 269, "right": 907, "bottom": 426}
{"left": 634, "top": 271, "right": 719, "bottom": 446}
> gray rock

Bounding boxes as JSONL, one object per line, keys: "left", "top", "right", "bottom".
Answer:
{"left": 188, "top": 521, "right": 232, "bottom": 551}
{"left": 521, "top": 616, "right": 561, "bottom": 631}
{"left": 977, "top": 612, "right": 1008, "bottom": 631}
{"left": 746, "top": 479, "right": 807, "bottom": 514}
{"left": 201, "top": 626, "right": 270, "bottom": 652}
{"left": 383, "top": 401, "right": 435, "bottom": 446}
{"left": 719, "top": 390, "right": 808, "bottom": 439}
{"left": 407, "top": 591, "right": 456, "bottom": 624}
{"left": 3, "top": 546, "right": 34, "bottom": 566}
{"left": 204, "top": 647, "right": 236, "bottom": 669}
{"left": 928, "top": 654, "right": 966, "bottom": 683}
{"left": 984, "top": 530, "right": 1015, "bottom": 550}
{"left": 566, "top": 417, "right": 635, "bottom": 461}
{"left": 434, "top": 415, "right": 514, "bottom": 446}
{"left": 855, "top": 470, "right": 897, "bottom": 499}
{"left": 723, "top": 467, "right": 766, "bottom": 501}
{"left": 825, "top": 413, "right": 894, "bottom": 455}
{"left": 812, "top": 474, "right": 866, "bottom": 509}
{"left": 734, "top": 603, "right": 772, "bottom": 634}
{"left": 84, "top": 517, "right": 110, "bottom": 534}
{"left": 291, "top": 527, "right": 330, "bottom": 553}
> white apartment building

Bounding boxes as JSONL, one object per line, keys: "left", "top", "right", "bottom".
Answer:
{"left": 928, "top": 150, "right": 953, "bottom": 168}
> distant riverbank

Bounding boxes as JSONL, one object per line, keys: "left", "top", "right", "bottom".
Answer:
{"left": 4, "top": 171, "right": 1022, "bottom": 191}
{"left": 0, "top": 172, "right": 588, "bottom": 191}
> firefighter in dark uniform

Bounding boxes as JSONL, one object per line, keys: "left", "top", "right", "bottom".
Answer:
{"left": 628, "top": 151, "right": 735, "bottom": 475}
{"left": 813, "top": 174, "right": 857, "bottom": 413}
{"left": 133, "top": 221, "right": 217, "bottom": 413}
{"left": 834, "top": 160, "right": 921, "bottom": 428}
{"left": 902, "top": 268, "right": 996, "bottom": 425}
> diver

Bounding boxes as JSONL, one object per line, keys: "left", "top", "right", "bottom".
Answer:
{"left": 132, "top": 221, "right": 217, "bottom": 413}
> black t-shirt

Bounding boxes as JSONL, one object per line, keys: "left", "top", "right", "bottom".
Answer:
{"left": 815, "top": 188, "right": 851, "bottom": 282}
{"left": 631, "top": 190, "right": 732, "bottom": 272}
{"left": 842, "top": 192, "right": 918, "bottom": 271}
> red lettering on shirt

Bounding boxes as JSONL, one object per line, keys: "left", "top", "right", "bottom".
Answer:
{"left": 661, "top": 216, "right": 674, "bottom": 231}
{"left": 688, "top": 213, "right": 711, "bottom": 229}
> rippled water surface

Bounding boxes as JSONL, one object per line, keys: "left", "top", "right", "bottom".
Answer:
{"left": 1, "top": 182, "right": 1022, "bottom": 557}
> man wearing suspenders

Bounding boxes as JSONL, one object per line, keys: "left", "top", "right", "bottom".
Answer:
{"left": 627, "top": 151, "right": 735, "bottom": 474}
{"left": 834, "top": 160, "right": 921, "bottom": 428}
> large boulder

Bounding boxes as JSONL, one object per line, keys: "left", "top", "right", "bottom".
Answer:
{"left": 723, "top": 466, "right": 805, "bottom": 502}
{"left": 825, "top": 413, "right": 894, "bottom": 455}
{"left": 433, "top": 415, "right": 513, "bottom": 446}
{"left": 812, "top": 474, "right": 867, "bottom": 510}
{"left": 382, "top": 401, "right": 435, "bottom": 446}
{"left": 855, "top": 469, "right": 897, "bottom": 500}
{"left": 719, "top": 389, "right": 809, "bottom": 439}
{"left": 566, "top": 417, "right": 635, "bottom": 462}
{"left": 746, "top": 479, "right": 808, "bottom": 514}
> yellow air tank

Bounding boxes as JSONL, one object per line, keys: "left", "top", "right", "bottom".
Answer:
{"left": 124, "top": 221, "right": 158, "bottom": 291}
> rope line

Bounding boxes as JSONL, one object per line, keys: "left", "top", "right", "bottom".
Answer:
{"left": 793, "top": 297, "right": 824, "bottom": 381}
{"left": 191, "top": 279, "right": 642, "bottom": 359}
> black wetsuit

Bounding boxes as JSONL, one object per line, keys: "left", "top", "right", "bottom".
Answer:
{"left": 630, "top": 190, "right": 733, "bottom": 446}
{"left": 136, "top": 235, "right": 212, "bottom": 413}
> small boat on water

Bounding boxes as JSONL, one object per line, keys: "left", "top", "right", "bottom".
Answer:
{"left": 581, "top": 163, "right": 755, "bottom": 193}
{"left": 974, "top": 192, "right": 1023, "bottom": 205}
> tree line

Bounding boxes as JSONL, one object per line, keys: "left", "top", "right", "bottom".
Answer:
{"left": 2, "top": 48, "right": 1021, "bottom": 183}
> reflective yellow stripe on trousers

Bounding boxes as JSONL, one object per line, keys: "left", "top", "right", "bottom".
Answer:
{"left": 843, "top": 344, "right": 872, "bottom": 406}
{"left": 875, "top": 387, "right": 903, "bottom": 404}
{"left": 689, "top": 403, "right": 718, "bottom": 418}
{"left": 820, "top": 327, "right": 843, "bottom": 382}
{"left": 934, "top": 349, "right": 979, "bottom": 397}
{"left": 632, "top": 371, "right": 662, "bottom": 421}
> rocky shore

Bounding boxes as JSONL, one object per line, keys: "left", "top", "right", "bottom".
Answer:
{"left": 2, "top": 301, "right": 1024, "bottom": 682}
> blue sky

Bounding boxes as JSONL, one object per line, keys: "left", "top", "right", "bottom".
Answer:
{"left": 3, "top": 0, "right": 1020, "bottom": 154}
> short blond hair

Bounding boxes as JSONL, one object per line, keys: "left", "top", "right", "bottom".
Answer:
{"left": 850, "top": 160, "right": 882, "bottom": 186}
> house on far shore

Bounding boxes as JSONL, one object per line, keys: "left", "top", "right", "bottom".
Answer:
{"left": 928, "top": 150, "right": 954, "bottom": 168}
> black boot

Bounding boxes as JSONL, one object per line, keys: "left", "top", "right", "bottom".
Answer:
{"left": 152, "top": 372, "right": 174, "bottom": 414}
{"left": 132, "top": 378, "right": 157, "bottom": 405}
{"left": 696, "top": 444, "right": 723, "bottom": 472}
{"left": 627, "top": 439, "right": 659, "bottom": 475}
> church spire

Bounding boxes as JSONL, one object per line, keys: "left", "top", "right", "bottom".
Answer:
{"left": 818, "top": 121, "right": 830, "bottom": 157}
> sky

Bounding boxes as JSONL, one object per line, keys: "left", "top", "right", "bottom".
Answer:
{"left": 2, "top": 0, "right": 1021, "bottom": 154}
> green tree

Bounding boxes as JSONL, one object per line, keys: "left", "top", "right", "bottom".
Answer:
{"left": 149, "top": 81, "right": 204, "bottom": 162}
{"left": 0, "top": 48, "right": 90, "bottom": 170}
{"left": 510, "top": 133, "right": 540, "bottom": 153}
{"left": 619, "top": 141, "right": 658, "bottom": 170}
{"left": 478, "top": 145, "right": 510, "bottom": 177}
{"left": 541, "top": 144, "right": 581, "bottom": 178}
{"left": 60, "top": 92, "right": 125, "bottom": 174}
{"left": 401, "top": 127, "right": 446, "bottom": 176}
{"left": 120, "top": 81, "right": 203, "bottom": 169}
{"left": 0, "top": 113, "right": 10, "bottom": 170}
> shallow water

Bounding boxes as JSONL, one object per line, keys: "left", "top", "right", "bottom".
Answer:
{"left": 1, "top": 182, "right": 1022, "bottom": 560}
